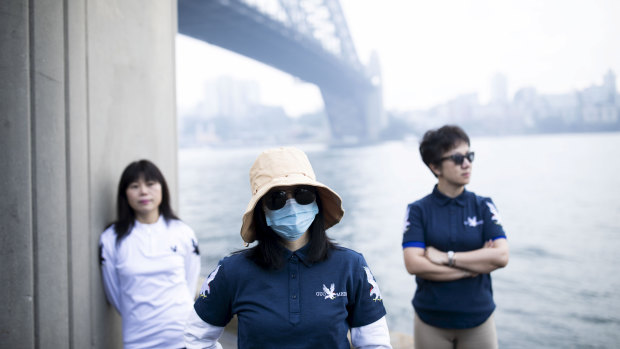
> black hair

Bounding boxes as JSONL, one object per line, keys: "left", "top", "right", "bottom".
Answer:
{"left": 241, "top": 190, "right": 336, "bottom": 270}
{"left": 419, "top": 125, "right": 470, "bottom": 177}
{"left": 112, "top": 159, "right": 178, "bottom": 244}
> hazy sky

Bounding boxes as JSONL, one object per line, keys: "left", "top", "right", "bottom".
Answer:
{"left": 176, "top": 0, "right": 620, "bottom": 116}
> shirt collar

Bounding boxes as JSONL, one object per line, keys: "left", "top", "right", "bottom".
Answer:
{"left": 134, "top": 215, "right": 164, "bottom": 229}
{"left": 283, "top": 243, "right": 313, "bottom": 267}
{"left": 431, "top": 185, "right": 468, "bottom": 207}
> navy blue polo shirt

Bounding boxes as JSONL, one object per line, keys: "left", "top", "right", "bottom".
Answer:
{"left": 402, "top": 186, "right": 507, "bottom": 329}
{"left": 194, "top": 245, "right": 387, "bottom": 349}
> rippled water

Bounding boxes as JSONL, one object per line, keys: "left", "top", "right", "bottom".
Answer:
{"left": 179, "top": 132, "right": 620, "bottom": 348}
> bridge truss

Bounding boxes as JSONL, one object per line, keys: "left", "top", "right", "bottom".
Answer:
{"left": 178, "top": 0, "right": 385, "bottom": 143}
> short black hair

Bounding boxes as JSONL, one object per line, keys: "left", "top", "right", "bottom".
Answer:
{"left": 241, "top": 190, "right": 336, "bottom": 270}
{"left": 113, "top": 159, "right": 178, "bottom": 244}
{"left": 419, "top": 125, "right": 470, "bottom": 176}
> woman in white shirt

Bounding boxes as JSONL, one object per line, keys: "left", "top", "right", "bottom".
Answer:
{"left": 100, "top": 159, "right": 201, "bottom": 348}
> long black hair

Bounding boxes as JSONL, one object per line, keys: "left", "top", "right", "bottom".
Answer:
{"left": 113, "top": 159, "right": 178, "bottom": 244}
{"left": 243, "top": 190, "right": 337, "bottom": 270}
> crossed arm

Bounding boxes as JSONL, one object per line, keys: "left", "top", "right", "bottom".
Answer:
{"left": 403, "top": 238, "right": 509, "bottom": 281}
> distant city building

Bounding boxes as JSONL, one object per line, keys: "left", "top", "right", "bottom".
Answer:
{"left": 211, "top": 76, "right": 260, "bottom": 120}
{"left": 180, "top": 70, "right": 620, "bottom": 146}
{"left": 490, "top": 73, "right": 509, "bottom": 105}
{"left": 580, "top": 70, "right": 618, "bottom": 124}
{"left": 190, "top": 76, "right": 260, "bottom": 120}
{"left": 403, "top": 70, "right": 620, "bottom": 135}
{"left": 178, "top": 75, "right": 329, "bottom": 147}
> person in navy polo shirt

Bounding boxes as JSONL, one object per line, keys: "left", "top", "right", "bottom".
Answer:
{"left": 185, "top": 147, "right": 391, "bottom": 349}
{"left": 402, "top": 125, "right": 509, "bottom": 349}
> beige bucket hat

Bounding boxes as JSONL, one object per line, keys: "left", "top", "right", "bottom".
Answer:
{"left": 240, "top": 147, "right": 344, "bottom": 244}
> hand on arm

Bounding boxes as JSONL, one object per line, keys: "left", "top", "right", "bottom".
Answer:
{"left": 424, "top": 246, "right": 451, "bottom": 266}
{"left": 446, "top": 238, "right": 509, "bottom": 274}
{"left": 403, "top": 247, "right": 477, "bottom": 281}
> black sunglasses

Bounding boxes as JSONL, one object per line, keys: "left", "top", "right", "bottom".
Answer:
{"left": 263, "top": 186, "right": 317, "bottom": 211}
{"left": 440, "top": 151, "right": 475, "bottom": 165}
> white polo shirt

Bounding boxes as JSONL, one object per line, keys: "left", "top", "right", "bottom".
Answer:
{"left": 100, "top": 216, "right": 201, "bottom": 348}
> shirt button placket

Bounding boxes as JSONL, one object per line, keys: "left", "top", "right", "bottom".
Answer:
{"left": 450, "top": 204, "right": 457, "bottom": 243}
{"left": 289, "top": 255, "right": 300, "bottom": 325}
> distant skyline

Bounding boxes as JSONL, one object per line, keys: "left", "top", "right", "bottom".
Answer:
{"left": 176, "top": 0, "right": 620, "bottom": 117}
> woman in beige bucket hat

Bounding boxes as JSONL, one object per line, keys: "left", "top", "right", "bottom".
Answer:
{"left": 185, "top": 147, "right": 392, "bottom": 348}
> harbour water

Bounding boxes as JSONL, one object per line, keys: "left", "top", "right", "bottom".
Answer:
{"left": 179, "top": 132, "right": 620, "bottom": 348}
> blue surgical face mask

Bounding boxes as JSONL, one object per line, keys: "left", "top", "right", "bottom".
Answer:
{"left": 264, "top": 198, "right": 319, "bottom": 241}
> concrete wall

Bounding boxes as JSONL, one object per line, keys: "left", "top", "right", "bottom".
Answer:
{"left": 0, "top": 0, "right": 179, "bottom": 347}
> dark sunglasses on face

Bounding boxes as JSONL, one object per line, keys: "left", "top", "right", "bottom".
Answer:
{"left": 264, "top": 186, "right": 317, "bottom": 211}
{"left": 440, "top": 151, "right": 475, "bottom": 165}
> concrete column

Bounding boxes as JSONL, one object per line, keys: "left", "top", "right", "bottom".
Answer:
{"left": 66, "top": 0, "right": 91, "bottom": 347}
{"left": 1, "top": 0, "right": 179, "bottom": 347}
{"left": 87, "top": 1, "right": 179, "bottom": 347}
{"left": 0, "top": 1, "right": 35, "bottom": 348}
{"left": 30, "top": 0, "right": 70, "bottom": 347}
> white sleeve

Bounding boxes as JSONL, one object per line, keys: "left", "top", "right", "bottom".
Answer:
{"left": 99, "top": 233, "right": 122, "bottom": 313}
{"left": 184, "top": 309, "right": 224, "bottom": 349}
{"left": 350, "top": 316, "right": 392, "bottom": 349}
{"left": 184, "top": 227, "right": 202, "bottom": 298}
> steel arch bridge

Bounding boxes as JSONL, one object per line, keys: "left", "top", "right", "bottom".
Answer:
{"left": 178, "top": 0, "right": 384, "bottom": 143}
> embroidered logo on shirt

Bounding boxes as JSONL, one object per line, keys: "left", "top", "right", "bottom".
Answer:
{"left": 323, "top": 283, "right": 336, "bottom": 299}
{"left": 99, "top": 244, "right": 105, "bottom": 264}
{"left": 192, "top": 239, "right": 200, "bottom": 255}
{"left": 199, "top": 265, "right": 221, "bottom": 298}
{"left": 464, "top": 216, "right": 484, "bottom": 227}
{"left": 316, "top": 283, "right": 347, "bottom": 299}
{"left": 486, "top": 202, "right": 503, "bottom": 225}
{"left": 364, "top": 267, "right": 383, "bottom": 302}
{"left": 170, "top": 245, "right": 177, "bottom": 253}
